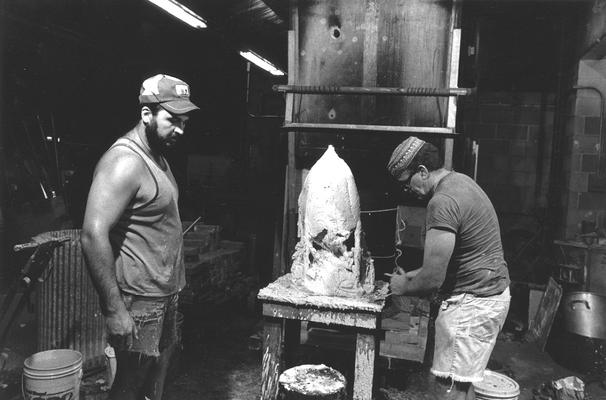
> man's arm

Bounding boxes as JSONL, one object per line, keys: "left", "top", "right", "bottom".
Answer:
{"left": 81, "top": 148, "right": 143, "bottom": 337}
{"left": 390, "top": 228, "right": 455, "bottom": 296}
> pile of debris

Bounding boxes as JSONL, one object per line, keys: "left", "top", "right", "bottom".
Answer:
{"left": 533, "top": 376, "right": 586, "bottom": 400}
{"left": 380, "top": 296, "right": 431, "bottom": 363}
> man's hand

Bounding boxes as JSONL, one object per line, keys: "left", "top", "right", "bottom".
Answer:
{"left": 106, "top": 309, "right": 138, "bottom": 349}
{"left": 386, "top": 267, "right": 408, "bottom": 296}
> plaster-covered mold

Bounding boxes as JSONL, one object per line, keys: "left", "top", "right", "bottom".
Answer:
{"left": 291, "top": 145, "right": 375, "bottom": 297}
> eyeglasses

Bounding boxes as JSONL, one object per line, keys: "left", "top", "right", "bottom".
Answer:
{"left": 397, "top": 171, "right": 415, "bottom": 192}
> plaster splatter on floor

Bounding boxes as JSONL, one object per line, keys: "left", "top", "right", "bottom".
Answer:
{"left": 73, "top": 308, "right": 606, "bottom": 400}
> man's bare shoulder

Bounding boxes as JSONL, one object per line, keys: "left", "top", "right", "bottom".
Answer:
{"left": 93, "top": 144, "right": 146, "bottom": 185}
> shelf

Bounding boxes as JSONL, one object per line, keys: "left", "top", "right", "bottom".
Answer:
{"left": 557, "top": 263, "right": 585, "bottom": 271}
{"left": 281, "top": 123, "right": 457, "bottom": 135}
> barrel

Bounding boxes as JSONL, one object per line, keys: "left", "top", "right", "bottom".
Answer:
{"left": 23, "top": 349, "right": 83, "bottom": 400}
{"left": 473, "top": 370, "right": 520, "bottom": 400}
{"left": 278, "top": 364, "right": 347, "bottom": 400}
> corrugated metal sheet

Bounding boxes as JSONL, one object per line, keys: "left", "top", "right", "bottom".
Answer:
{"left": 37, "top": 229, "right": 105, "bottom": 370}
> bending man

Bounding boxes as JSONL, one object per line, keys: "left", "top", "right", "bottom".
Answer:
{"left": 387, "top": 137, "right": 510, "bottom": 400}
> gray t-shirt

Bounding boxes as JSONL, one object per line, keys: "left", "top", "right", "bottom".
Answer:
{"left": 426, "top": 172, "right": 510, "bottom": 297}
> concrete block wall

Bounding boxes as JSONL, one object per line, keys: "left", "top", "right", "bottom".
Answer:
{"left": 560, "top": 60, "right": 606, "bottom": 239}
{"left": 462, "top": 92, "right": 556, "bottom": 232}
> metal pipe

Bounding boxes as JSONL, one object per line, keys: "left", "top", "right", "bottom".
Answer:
{"left": 183, "top": 216, "right": 202, "bottom": 235}
{"left": 51, "top": 113, "right": 61, "bottom": 191}
{"left": 273, "top": 84, "right": 476, "bottom": 97}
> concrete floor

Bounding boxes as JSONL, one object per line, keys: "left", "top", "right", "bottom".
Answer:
{"left": 3, "top": 301, "right": 606, "bottom": 400}
{"left": 96, "top": 306, "right": 606, "bottom": 400}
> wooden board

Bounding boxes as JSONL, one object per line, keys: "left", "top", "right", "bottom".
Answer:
{"left": 257, "top": 274, "right": 388, "bottom": 313}
{"left": 525, "top": 277, "right": 563, "bottom": 351}
{"left": 295, "top": 0, "right": 455, "bottom": 126}
{"left": 263, "top": 303, "right": 378, "bottom": 329}
{"left": 379, "top": 314, "right": 429, "bottom": 363}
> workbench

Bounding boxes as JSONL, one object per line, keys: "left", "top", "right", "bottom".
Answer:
{"left": 257, "top": 274, "right": 388, "bottom": 400}
{"left": 554, "top": 239, "right": 606, "bottom": 293}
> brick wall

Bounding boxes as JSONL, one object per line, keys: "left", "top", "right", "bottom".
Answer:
{"left": 462, "top": 92, "right": 555, "bottom": 233}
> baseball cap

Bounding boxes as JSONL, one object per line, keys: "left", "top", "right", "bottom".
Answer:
{"left": 387, "top": 136, "right": 426, "bottom": 177}
{"left": 138, "top": 74, "right": 200, "bottom": 115}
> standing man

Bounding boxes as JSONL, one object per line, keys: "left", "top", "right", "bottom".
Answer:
{"left": 386, "top": 137, "right": 510, "bottom": 400}
{"left": 81, "top": 74, "right": 199, "bottom": 400}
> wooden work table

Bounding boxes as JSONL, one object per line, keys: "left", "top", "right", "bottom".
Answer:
{"left": 554, "top": 239, "right": 606, "bottom": 293}
{"left": 257, "top": 273, "right": 388, "bottom": 400}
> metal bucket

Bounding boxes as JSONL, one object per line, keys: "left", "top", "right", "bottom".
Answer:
{"left": 561, "top": 291, "right": 606, "bottom": 339}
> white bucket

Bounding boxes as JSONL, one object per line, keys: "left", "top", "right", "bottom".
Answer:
{"left": 474, "top": 370, "right": 520, "bottom": 400}
{"left": 23, "top": 349, "right": 83, "bottom": 400}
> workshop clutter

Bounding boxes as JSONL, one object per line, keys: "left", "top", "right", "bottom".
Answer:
{"left": 182, "top": 223, "right": 221, "bottom": 259}
{"left": 180, "top": 221, "right": 254, "bottom": 307}
{"left": 532, "top": 376, "right": 585, "bottom": 400}
{"left": 379, "top": 296, "right": 430, "bottom": 363}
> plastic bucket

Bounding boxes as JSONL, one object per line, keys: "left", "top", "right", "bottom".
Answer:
{"left": 474, "top": 370, "right": 520, "bottom": 400}
{"left": 23, "top": 349, "right": 83, "bottom": 400}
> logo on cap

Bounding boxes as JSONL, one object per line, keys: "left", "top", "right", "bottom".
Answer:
{"left": 175, "top": 84, "right": 190, "bottom": 97}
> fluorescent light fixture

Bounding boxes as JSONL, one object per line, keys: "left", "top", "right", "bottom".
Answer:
{"left": 146, "top": 0, "right": 207, "bottom": 29}
{"left": 240, "top": 51, "right": 285, "bottom": 76}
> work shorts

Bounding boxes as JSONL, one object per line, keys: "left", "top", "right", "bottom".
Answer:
{"left": 430, "top": 287, "right": 510, "bottom": 382}
{"left": 109, "top": 293, "right": 179, "bottom": 357}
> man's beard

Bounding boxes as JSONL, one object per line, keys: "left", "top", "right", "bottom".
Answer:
{"left": 145, "top": 119, "right": 168, "bottom": 155}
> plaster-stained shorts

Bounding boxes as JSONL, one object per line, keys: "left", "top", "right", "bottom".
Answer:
{"left": 110, "top": 293, "right": 179, "bottom": 357}
{"left": 430, "top": 287, "right": 510, "bottom": 382}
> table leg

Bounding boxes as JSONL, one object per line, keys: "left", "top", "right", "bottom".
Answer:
{"left": 353, "top": 332, "right": 375, "bottom": 400}
{"left": 284, "top": 319, "right": 301, "bottom": 368}
{"left": 261, "top": 316, "right": 284, "bottom": 400}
